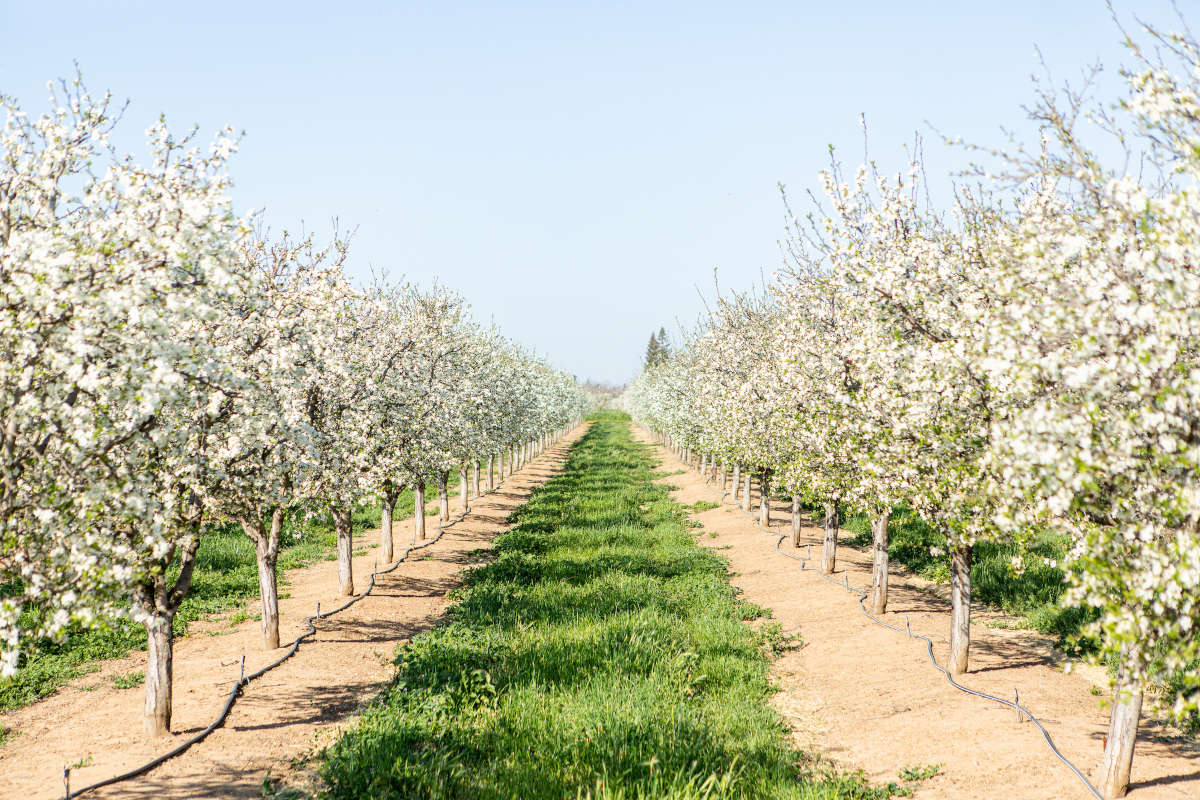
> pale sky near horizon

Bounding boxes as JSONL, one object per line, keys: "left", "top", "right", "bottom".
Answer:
{"left": 2, "top": 1, "right": 1185, "bottom": 384}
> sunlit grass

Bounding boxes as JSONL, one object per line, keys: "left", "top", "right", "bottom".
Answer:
{"left": 316, "top": 418, "right": 906, "bottom": 799}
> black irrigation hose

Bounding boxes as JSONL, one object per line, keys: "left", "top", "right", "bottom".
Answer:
{"left": 62, "top": 439, "right": 569, "bottom": 800}
{"left": 706, "top": 481, "right": 1105, "bottom": 800}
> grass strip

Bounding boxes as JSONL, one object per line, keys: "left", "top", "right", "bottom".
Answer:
{"left": 314, "top": 414, "right": 903, "bottom": 799}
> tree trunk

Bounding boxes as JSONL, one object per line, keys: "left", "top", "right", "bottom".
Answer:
{"left": 143, "top": 611, "right": 174, "bottom": 736}
{"left": 255, "top": 539, "right": 280, "bottom": 648}
{"left": 473, "top": 461, "right": 480, "bottom": 499}
{"left": 949, "top": 543, "right": 973, "bottom": 675}
{"left": 488, "top": 454, "right": 495, "bottom": 491}
{"left": 1097, "top": 663, "right": 1143, "bottom": 798}
{"left": 241, "top": 508, "right": 284, "bottom": 650}
{"left": 437, "top": 471, "right": 450, "bottom": 521}
{"left": 821, "top": 499, "right": 839, "bottom": 574}
{"left": 869, "top": 512, "right": 890, "bottom": 615}
{"left": 380, "top": 494, "right": 395, "bottom": 565}
{"left": 334, "top": 507, "right": 354, "bottom": 596}
{"left": 139, "top": 534, "right": 200, "bottom": 736}
{"left": 732, "top": 464, "right": 741, "bottom": 500}
{"left": 414, "top": 481, "right": 426, "bottom": 541}
{"left": 791, "top": 495, "right": 802, "bottom": 547}
{"left": 701, "top": 453, "right": 709, "bottom": 484}
{"left": 742, "top": 472, "right": 752, "bottom": 512}
{"left": 758, "top": 470, "right": 771, "bottom": 527}
{"left": 460, "top": 465, "right": 469, "bottom": 513}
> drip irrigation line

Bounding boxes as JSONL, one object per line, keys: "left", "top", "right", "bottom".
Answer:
{"left": 707, "top": 480, "right": 1103, "bottom": 800}
{"left": 62, "top": 438, "right": 570, "bottom": 800}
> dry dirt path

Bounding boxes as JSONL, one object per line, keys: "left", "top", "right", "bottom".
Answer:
{"left": 0, "top": 426, "right": 586, "bottom": 800}
{"left": 633, "top": 426, "right": 1200, "bottom": 800}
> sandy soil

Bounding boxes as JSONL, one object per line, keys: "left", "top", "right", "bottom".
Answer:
{"left": 0, "top": 426, "right": 585, "bottom": 800}
{"left": 633, "top": 426, "right": 1200, "bottom": 800}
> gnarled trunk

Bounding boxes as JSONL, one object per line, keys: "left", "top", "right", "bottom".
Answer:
{"left": 334, "top": 507, "right": 354, "bottom": 596}
{"left": 869, "top": 512, "right": 890, "bottom": 615}
{"left": 742, "top": 472, "right": 752, "bottom": 512}
{"left": 820, "top": 499, "right": 839, "bottom": 574}
{"left": 1097, "top": 661, "right": 1143, "bottom": 799}
{"left": 413, "top": 480, "right": 427, "bottom": 541}
{"left": 732, "top": 464, "right": 741, "bottom": 500}
{"left": 948, "top": 543, "right": 973, "bottom": 675}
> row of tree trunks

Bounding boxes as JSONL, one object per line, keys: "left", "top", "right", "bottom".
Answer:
{"left": 657, "top": 432, "right": 1151, "bottom": 797}
{"left": 139, "top": 427, "right": 581, "bottom": 738}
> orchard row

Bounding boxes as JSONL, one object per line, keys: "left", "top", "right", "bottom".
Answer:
{"left": 0, "top": 78, "right": 588, "bottom": 736}
{"left": 625, "top": 18, "right": 1200, "bottom": 800}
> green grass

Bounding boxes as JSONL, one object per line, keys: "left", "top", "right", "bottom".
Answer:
{"left": 110, "top": 670, "right": 145, "bottom": 690}
{"left": 315, "top": 418, "right": 905, "bottom": 799}
{"left": 0, "top": 499, "right": 396, "bottom": 712}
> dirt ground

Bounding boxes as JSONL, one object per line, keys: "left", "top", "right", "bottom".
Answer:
{"left": 0, "top": 427, "right": 585, "bottom": 800}
{"left": 633, "top": 426, "right": 1200, "bottom": 800}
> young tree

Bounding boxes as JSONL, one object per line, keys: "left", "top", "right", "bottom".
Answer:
{"left": 205, "top": 229, "right": 350, "bottom": 650}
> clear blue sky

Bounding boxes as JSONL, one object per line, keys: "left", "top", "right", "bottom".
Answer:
{"left": 2, "top": 1, "right": 1182, "bottom": 384}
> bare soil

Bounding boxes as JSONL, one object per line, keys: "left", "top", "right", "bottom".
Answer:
{"left": 634, "top": 427, "right": 1200, "bottom": 800}
{"left": 0, "top": 427, "right": 585, "bottom": 800}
